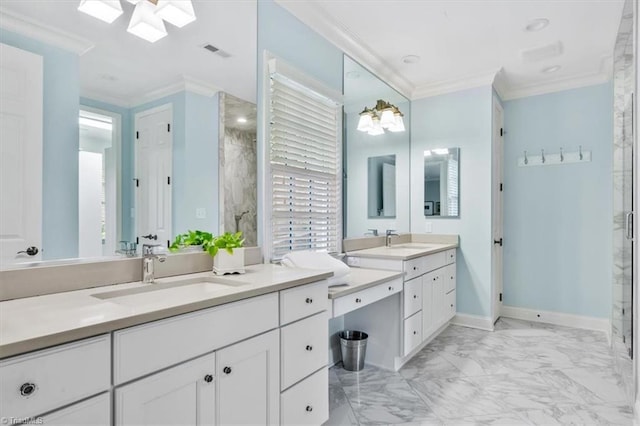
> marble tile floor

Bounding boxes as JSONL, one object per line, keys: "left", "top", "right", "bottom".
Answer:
{"left": 325, "top": 318, "right": 633, "bottom": 426}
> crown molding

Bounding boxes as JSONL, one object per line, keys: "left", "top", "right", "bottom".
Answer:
{"left": 0, "top": 7, "right": 94, "bottom": 55}
{"left": 130, "top": 75, "right": 221, "bottom": 107}
{"left": 412, "top": 70, "right": 499, "bottom": 100}
{"left": 80, "top": 89, "right": 131, "bottom": 109}
{"left": 501, "top": 71, "right": 611, "bottom": 101}
{"left": 492, "top": 68, "right": 509, "bottom": 101}
{"left": 274, "top": 0, "right": 414, "bottom": 100}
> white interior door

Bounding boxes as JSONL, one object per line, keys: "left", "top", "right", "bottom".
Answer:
{"left": 0, "top": 43, "right": 43, "bottom": 266}
{"left": 78, "top": 151, "right": 103, "bottom": 258}
{"left": 382, "top": 162, "right": 396, "bottom": 217}
{"left": 135, "top": 105, "right": 172, "bottom": 249}
{"left": 491, "top": 98, "right": 504, "bottom": 323}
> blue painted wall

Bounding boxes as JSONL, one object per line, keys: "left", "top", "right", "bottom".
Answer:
{"left": 256, "top": 0, "right": 344, "bottom": 248}
{"left": 1, "top": 29, "right": 79, "bottom": 260}
{"left": 411, "top": 86, "right": 494, "bottom": 317}
{"left": 503, "top": 83, "right": 613, "bottom": 318}
{"left": 80, "top": 97, "right": 135, "bottom": 242}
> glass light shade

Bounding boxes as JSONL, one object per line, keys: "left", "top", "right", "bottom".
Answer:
{"left": 78, "top": 0, "right": 123, "bottom": 24}
{"left": 127, "top": 0, "right": 168, "bottom": 43}
{"left": 388, "top": 113, "right": 405, "bottom": 132}
{"left": 433, "top": 148, "right": 450, "bottom": 155}
{"left": 357, "top": 112, "right": 373, "bottom": 132}
{"left": 379, "top": 108, "right": 395, "bottom": 129}
{"left": 368, "top": 117, "right": 384, "bottom": 136}
{"left": 155, "top": 0, "right": 196, "bottom": 28}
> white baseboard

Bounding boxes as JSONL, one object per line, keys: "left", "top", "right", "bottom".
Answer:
{"left": 501, "top": 305, "right": 610, "bottom": 334}
{"left": 451, "top": 313, "right": 495, "bottom": 331}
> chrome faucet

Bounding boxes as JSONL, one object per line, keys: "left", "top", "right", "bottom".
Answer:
{"left": 385, "top": 230, "right": 399, "bottom": 247}
{"left": 142, "top": 244, "right": 166, "bottom": 284}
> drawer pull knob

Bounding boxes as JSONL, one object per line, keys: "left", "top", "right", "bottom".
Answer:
{"left": 451, "top": 304, "right": 454, "bottom": 307}
{"left": 413, "top": 295, "right": 417, "bottom": 299}
{"left": 20, "top": 383, "right": 36, "bottom": 397}
{"left": 305, "top": 406, "right": 313, "bottom": 412}
{"left": 204, "top": 374, "right": 214, "bottom": 383}
{"left": 223, "top": 366, "right": 232, "bottom": 375}
{"left": 451, "top": 276, "right": 454, "bottom": 280}
{"left": 355, "top": 298, "right": 362, "bottom": 303}
{"left": 306, "top": 345, "right": 313, "bottom": 351}
{"left": 413, "top": 267, "right": 417, "bottom": 270}
{"left": 305, "top": 298, "right": 313, "bottom": 304}
{"left": 413, "top": 331, "right": 417, "bottom": 335}
{"left": 388, "top": 286, "right": 393, "bottom": 291}
{"left": 433, "top": 277, "right": 436, "bottom": 281}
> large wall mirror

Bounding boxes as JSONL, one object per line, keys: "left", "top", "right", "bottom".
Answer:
{"left": 423, "top": 148, "right": 460, "bottom": 218}
{"left": 344, "top": 56, "right": 410, "bottom": 237}
{"left": 0, "top": 1, "right": 256, "bottom": 267}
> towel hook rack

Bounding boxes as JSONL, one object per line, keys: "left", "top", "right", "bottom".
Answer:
{"left": 541, "top": 149, "right": 545, "bottom": 164}
{"left": 579, "top": 145, "right": 583, "bottom": 160}
{"left": 560, "top": 147, "right": 564, "bottom": 162}
{"left": 524, "top": 150, "right": 528, "bottom": 165}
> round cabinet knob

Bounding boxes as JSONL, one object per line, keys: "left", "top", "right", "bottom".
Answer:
{"left": 305, "top": 345, "right": 313, "bottom": 351}
{"left": 305, "top": 298, "right": 313, "bottom": 304}
{"left": 451, "top": 304, "right": 454, "bottom": 308}
{"left": 413, "top": 331, "right": 417, "bottom": 335}
{"left": 413, "top": 295, "right": 417, "bottom": 299}
{"left": 413, "top": 267, "right": 417, "bottom": 271}
{"left": 305, "top": 406, "right": 313, "bottom": 412}
{"left": 223, "top": 366, "right": 232, "bottom": 375}
{"left": 20, "top": 382, "right": 36, "bottom": 397}
{"left": 355, "top": 298, "right": 362, "bottom": 303}
{"left": 204, "top": 374, "right": 214, "bottom": 383}
{"left": 433, "top": 277, "right": 436, "bottom": 281}
{"left": 388, "top": 286, "right": 393, "bottom": 291}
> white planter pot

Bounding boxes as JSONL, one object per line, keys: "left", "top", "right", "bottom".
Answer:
{"left": 212, "top": 248, "right": 245, "bottom": 275}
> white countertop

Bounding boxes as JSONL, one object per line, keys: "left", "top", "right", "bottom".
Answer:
{"left": 328, "top": 268, "right": 404, "bottom": 299}
{"left": 346, "top": 242, "right": 458, "bottom": 260}
{"left": 0, "top": 264, "right": 332, "bottom": 359}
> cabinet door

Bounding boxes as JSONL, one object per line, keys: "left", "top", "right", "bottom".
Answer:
{"left": 421, "top": 274, "right": 434, "bottom": 336}
{"left": 432, "top": 272, "right": 445, "bottom": 328}
{"left": 217, "top": 330, "right": 279, "bottom": 425}
{"left": 445, "top": 290, "right": 457, "bottom": 322}
{"left": 42, "top": 393, "right": 110, "bottom": 425}
{"left": 115, "top": 353, "right": 215, "bottom": 426}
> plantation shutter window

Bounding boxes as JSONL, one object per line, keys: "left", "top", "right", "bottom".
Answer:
{"left": 266, "top": 59, "right": 342, "bottom": 261}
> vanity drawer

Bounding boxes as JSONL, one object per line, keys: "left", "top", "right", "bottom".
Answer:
{"left": 281, "top": 312, "right": 328, "bottom": 391}
{"left": 403, "top": 277, "right": 422, "bottom": 318}
{"left": 41, "top": 393, "right": 110, "bottom": 425}
{"left": 403, "top": 311, "right": 422, "bottom": 356}
{"left": 404, "top": 257, "right": 424, "bottom": 281}
{"left": 0, "top": 335, "right": 110, "bottom": 420}
{"left": 281, "top": 367, "right": 328, "bottom": 426}
{"left": 332, "top": 278, "right": 402, "bottom": 317}
{"left": 445, "top": 290, "right": 457, "bottom": 321}
{"left": 445, "top": 249, "right": 456, "bottom": 265}
{"left": 423, "top": 251, "right": 448, "bottom": 273}
{"left": 444, "top": 263, "right": 456, "bottom": 294}
{"left": 280, "top": 280, "right": 328, "bottom": 326}
{"left": 114, "top": 292, "right": 278, "bottom": 384}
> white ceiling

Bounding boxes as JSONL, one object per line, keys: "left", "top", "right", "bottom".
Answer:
{"left": 277, "top": 0, "right": 625, "bottom": 100}
{"left": 0, "top": 1, "right": 256, "bottom": 106}
{"left": 343, "top": 55, "right": 408, "bottom": 113}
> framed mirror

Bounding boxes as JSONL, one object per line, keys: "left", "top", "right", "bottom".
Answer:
{"left": 0, "top": 1, "right": 256, "bottom": 267}
{"left": 423, "top": 148, "right": 460, "bottom": 218}
{"left": 343, "top": 55, "right": 410, "bottom": 237}
{"left": 367, "top": 155, "right": 396, "bottom": 218}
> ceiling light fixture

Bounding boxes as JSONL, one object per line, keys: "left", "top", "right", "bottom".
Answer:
{"left": 542, "top": 65, "right": 561, "bottom": 73}
{"left": 525, "top": 18, "right": 549, "bottom": 32}
{"left": 237, "top": 117, "right": 247, "bottom": 124}
{"left": 78, "top": 0, "right": 123, "bottom": 23}
{"left": 357, "top": 99, "right": 405, "bottom": 136}
{"left": 78, "top": 0, "right": 196, "bottom": 43}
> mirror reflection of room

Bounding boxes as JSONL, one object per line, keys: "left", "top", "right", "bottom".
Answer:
{"left": 367, "top": 155, "right": 396, "bottom": 218}
{"left": 423, "top": 148, "right": 460, "bottom": 217}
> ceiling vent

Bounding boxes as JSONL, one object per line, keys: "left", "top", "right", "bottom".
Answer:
{"left": 203, "top": 44, "right": 232, "bottom": 58}
{"left": 520, "top": 41, "right": 563, "bottom": 63}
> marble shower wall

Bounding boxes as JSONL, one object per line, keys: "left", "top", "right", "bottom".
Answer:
{"left": 611, "top": 0, "right": 635, "bottom": 404}
{"left": 222, "top": 127, "right": 258, "bottom": 246}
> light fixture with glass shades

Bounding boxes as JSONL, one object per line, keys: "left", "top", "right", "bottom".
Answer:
{"left": 356, "top": 99, "right": 405, "bottom": 136}
{"left": 77, "top": 0, "right": 196, "bottom": 43}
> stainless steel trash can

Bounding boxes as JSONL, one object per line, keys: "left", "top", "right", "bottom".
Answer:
{"left": 340, "top": 330, "right": 368, "bottom": 371}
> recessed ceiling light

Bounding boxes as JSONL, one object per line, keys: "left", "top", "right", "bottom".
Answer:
{"left": 346, "top": 71, "right": 360, "bottom": 79}
{"left": 237, "top": 117, "right": 247, "bottom": 124}
{"left": 542, "top": 65, "right": 561, "bottom": 73}
{"left": 526, "top": 18, "right": 549, "bottom": 32}
{"left": 402, "top": 55, "right": 420, "bottom": 64}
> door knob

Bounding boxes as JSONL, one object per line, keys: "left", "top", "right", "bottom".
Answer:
{"left": 141, "top": 234, "right": 158, "bottom": 240}
{"left": 493, "top": 238, "right": 503, "bottom": 247}
{"left": 17, "top": 246, "right": 39, "bottom": 256}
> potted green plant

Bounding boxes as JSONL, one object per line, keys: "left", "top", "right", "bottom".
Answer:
{"left": 169, "top": 230, "right": 245, "bottom": 275}
{"left": 169, "top": 230, "right": 213, "bottom": 253}
{"left": 208, "top": 231, "right": 245, "bottom": 275}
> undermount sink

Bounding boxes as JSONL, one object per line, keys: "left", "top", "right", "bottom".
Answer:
{"left": 92, "top": 276, "right": 250, "bottom": 305}
{"left": 387, "top": 243, "right": 437, "bottom": 250}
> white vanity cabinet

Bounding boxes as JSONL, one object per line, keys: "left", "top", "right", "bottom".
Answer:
{"left": 40, "top": 393, "right": 110, "bottom": 425}
{"left": 115, "top": 353, "right": 216, "bottom": 426}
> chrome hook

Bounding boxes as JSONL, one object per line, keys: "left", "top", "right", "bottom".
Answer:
{"left": 579, "top": 145, "right": 583, "bottom": 160}
{"left": 541, "top": 149, "right": 545, "bottom": 164}
{"left": 524, "top": 150, "right": 528, "bottom": 165}
{"left": 560, "top": 147, "right": 564, "bottom": 162}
